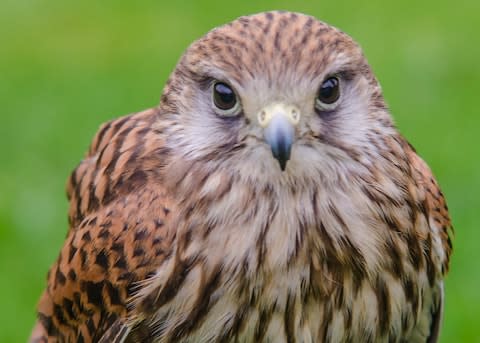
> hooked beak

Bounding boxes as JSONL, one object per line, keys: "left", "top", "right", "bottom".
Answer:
{"left": 258, "top": 103, "right": 300, "bottom": 171}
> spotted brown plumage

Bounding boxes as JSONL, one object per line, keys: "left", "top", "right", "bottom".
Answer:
{"left": 30, "top": 11, "right": 452, "bottom": 343}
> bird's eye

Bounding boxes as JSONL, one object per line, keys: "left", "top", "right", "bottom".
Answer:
{"left": 212, "top": 82, "right": 240, "bottom": 116}
{"left": 316, "top": 76, "right": 341, "bottom": 110}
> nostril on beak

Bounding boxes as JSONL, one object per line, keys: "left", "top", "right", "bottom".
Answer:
{"left": 290, "top": 108, "right": 300, "bottom": 124}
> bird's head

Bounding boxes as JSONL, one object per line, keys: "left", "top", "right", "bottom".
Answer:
{"left": 160, "top": 11, "right": 396, "bottom": 186}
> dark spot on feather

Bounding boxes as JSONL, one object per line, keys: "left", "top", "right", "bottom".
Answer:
{"left": 105, "top": 281, "right": 123, "bottom": 306}
{"left": 95, "top": 250, "right": 109, "bottom": 270}
{"left": 284, "top": 293, "right": 295, "bottom": 343}
{"left": 111, "top": 242, "right": 124, "bottom": 254}
{"left": 82, "top": 281, "right": 104, "bottom": 307}
{"left": 134, "top": 228, "right": 148, "bottom": 241}
{"left": 62, "top": 298, "right": 75, "bottom": 320}
{"left": 55, "top": 269, "right": 66, "bottom": 286}
{"left": 93, "top": 121, "right": 113, "bottom": 152}
{"left": 38, "top": 312, "right": 53, "bottom": 335}
{"left": 68, "top": 245, "right": 78, "bottom": 263}
{"left": 100, "top": 220, "right": 112, "bottom": 229}
{"left": 80, "top": 249, "right": 88, "bottom": 268}
{"left": 376, "top": 278, "right": 391, "bottom": 334}
{"left": 98, "top": 227, "right": 110, "bottom": 239}
{"left": 53, "top": 304, "right": 67, "bottom": 325}
{"left": 87, "top": 183, "right": 100, "bottom": 213}
{"left": 67, "top": 269, "right": 77, "bottom": 281}
{"left": 81, "top": 231, "right": 91, "bottom": 242}
{"left": 255, "top": 307, "right": 272, "bottom": 341}
{"left": 114, "top": 255, "right": 127, "bottom": 270}
{"left": 88, "top": 217, "right": 97, "bottom": 226}
{"left": 133, "top": 247, "right": 145, "bottom": 257}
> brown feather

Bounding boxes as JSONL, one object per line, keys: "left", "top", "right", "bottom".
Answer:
{"left": 30, "top": 11, "right": 452, "bottom": 343}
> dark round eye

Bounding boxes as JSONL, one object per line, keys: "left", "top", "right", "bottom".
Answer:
{"left": 213, "top": 82, "right": 237, "bottom": 111}
{"left": 317, "top": 76, "right": 340, "bottom": 105}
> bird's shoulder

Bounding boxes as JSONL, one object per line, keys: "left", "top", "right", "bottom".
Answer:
{"left": 405, "top": 143, "right": 453, "bottom": 275}
{"left": 398, "top": 143, "right": 452, "bottom": 340}
{"left": 32, "top": 107, "right": 178, "bottom": 342}
{"left": 66, "top": 107, "right": 170, "bottom": 229}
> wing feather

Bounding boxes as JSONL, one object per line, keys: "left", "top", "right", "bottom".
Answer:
{"left": 407, "top": 146, "right": 452, "bottom": 342}
{"left": 408, "top": 146, "right": 453, "bottom": 274}
{"left": 427, "top": 282, "right": 444, "bottom": 343}
{"left": 30, "top": 108, "right": 175, "bottom": 342}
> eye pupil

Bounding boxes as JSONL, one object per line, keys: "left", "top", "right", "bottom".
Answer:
{"left": 213, "top": 82, "right": 237, "bottom": 110}
{"left": 318, "top": 77, "right": 340, "bottom": 104}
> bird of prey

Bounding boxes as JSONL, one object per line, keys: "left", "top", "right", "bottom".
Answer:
{"left": 30, "top": 11, "right": 453, "bottom": 343}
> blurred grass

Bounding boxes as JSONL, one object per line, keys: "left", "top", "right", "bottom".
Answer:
{"left": 1, "top": 0, "right": 479, "bottom": 341}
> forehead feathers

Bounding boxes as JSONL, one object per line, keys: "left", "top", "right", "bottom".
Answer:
{"left": 180, "top": 11, "right": 368, "bottom": 89}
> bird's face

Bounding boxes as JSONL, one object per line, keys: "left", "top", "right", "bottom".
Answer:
{"left": 161, "top": 12, "right": 395, "bottom": 185}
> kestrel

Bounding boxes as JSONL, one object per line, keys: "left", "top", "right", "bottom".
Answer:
{"left": 30, "top": 11, "right": 452, "bottom": 343}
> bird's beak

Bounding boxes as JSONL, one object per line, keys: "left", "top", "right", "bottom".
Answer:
{"left": 258, "top": 103, "right": 300, "bottom": 171}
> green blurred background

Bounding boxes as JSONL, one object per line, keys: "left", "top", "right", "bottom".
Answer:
{"left": 1, "top": 0, "right": 478, "bottom": 341}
